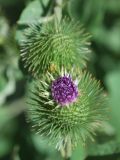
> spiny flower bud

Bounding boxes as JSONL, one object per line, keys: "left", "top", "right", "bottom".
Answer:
{"left": 20, "top": 19, "right": 91, "bottom": 77}
{"left": 26, "top": 68, "right": 107, "bottom": 149}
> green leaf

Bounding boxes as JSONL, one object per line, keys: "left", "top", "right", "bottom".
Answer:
{"left": 86, "top": 70, "right": 120, "bottom": 157}
{"left": 68, "top": 0, "right": 105, "bottom": 24}
{"left": 16, "top": 0, "right": 49, "bottom": 43}
{"left": 85, "top": 122, "right": 119, "bottom": 157}
{"left": 0, "top": 15, "right": 9, "bottom": 45}
{"left": 0, "top": 76, "right": 7, "bottom": 91}
{"left": 87, "top": 139, "right": 120, "bottom": 156}
{"left": 68, "top": 0, "right": 120, "bottom": 55}
{"left": 104, "top": 24, "right": 120, "bottom": 54}
{"left": 105, "top": 70, "right": 120, "bottom": 137}
{"left": 18, "top": 0, "right": 49, "bottom": 25}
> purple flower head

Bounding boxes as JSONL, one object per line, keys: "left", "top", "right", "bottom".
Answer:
{"left": 51, "top": 75, "right": 78, "bottom": 106}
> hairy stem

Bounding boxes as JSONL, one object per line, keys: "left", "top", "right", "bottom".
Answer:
{"left": 54, "top": 0, "right": 63, "bottom": 23}
{"left": 60, "top": 135, "right": 72, "bottom": 160}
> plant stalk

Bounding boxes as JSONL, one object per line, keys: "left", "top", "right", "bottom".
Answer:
{"left": 54, "top": 0, "right": 63, "bottom": 32}
{"left": 60, "top": 135, "right": 72, "bottom": 160}
{"left": 54, "top": 0, "right": 63, "bottom": 22}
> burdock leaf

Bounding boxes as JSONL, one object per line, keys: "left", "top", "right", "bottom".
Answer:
{"left": 18, "top": 0, "right": 49, "bottom": 25}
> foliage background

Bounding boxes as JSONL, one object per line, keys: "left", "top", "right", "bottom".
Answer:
{"left": 0, "top": 0, "right": 120, "bottom": 160}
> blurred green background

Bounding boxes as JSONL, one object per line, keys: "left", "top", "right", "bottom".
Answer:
{"left": 0, "top": 0, "right": 120, "bottom": 160}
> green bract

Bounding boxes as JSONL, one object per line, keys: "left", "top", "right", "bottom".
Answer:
{"left": 26, "top": 69, "right": 107, "bottom": 149}
{"left": 20, "top": 19, "right": 91, "bottom": 77}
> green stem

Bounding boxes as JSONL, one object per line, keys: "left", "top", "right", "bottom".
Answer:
{"left": 54, "top": 0, "right": 63, "bottom": 34}
{"left": 60, "top": 135, "right": 72, "bottom": 160}
{"left": 54, "top": 0, "right": 63, "bottom": 22}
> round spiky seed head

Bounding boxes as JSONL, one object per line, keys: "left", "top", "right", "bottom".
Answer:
{"left": 20, "top": 19, "right": 91, "bottom": 77}
{"left": 26, "top": 68, "right": 107, "bottom": 149}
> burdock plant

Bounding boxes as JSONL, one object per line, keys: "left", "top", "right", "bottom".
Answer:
{"left": 20, "top": 3, "right": 107, "bottom": 159}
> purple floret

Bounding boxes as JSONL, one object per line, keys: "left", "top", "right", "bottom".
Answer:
{"left": 51, "top": 75, "right": 78, "bottom": 106}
